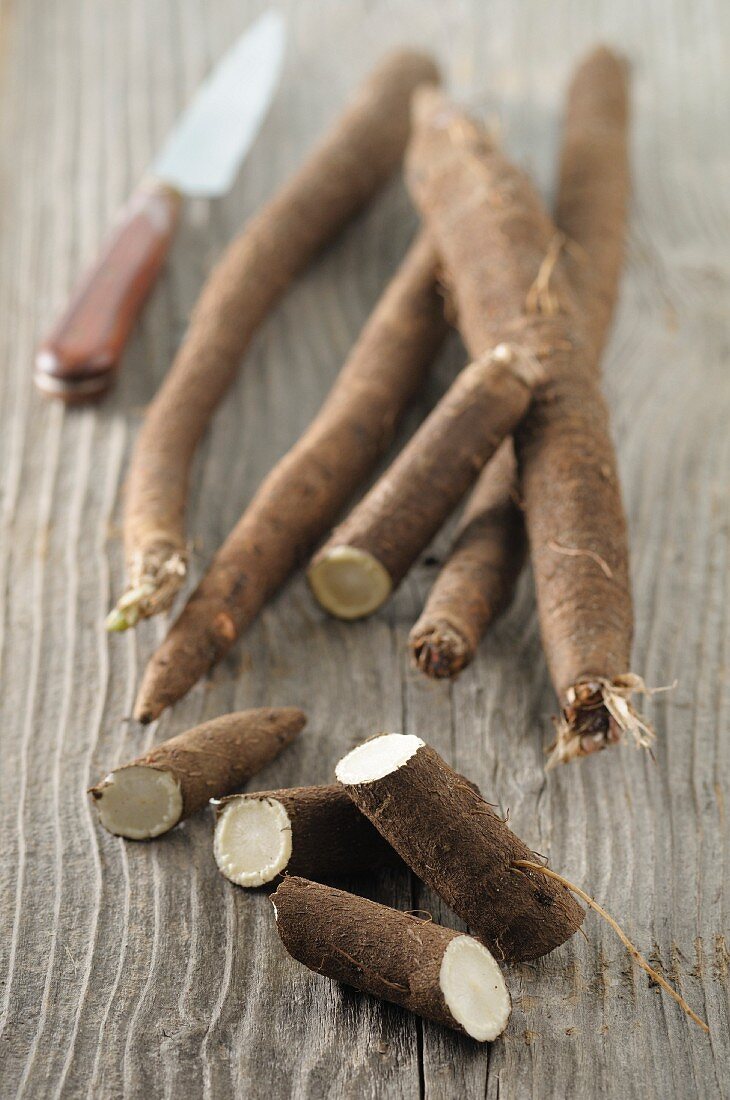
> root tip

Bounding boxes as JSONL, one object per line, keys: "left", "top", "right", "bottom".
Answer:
{"left": 133, "top": 702, "right": 157, "bottom": 725}
{"left": 410, "top": 624, "right": 470, "bottom": 679}
{"left": 105, "top": 607, "right": 134, "bottom": 632}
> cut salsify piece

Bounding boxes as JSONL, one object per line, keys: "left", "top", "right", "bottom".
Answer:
{"left": 90, "top": 707, "right": 305, "bottom": 839}
{"left": 272, "top": 876, "right": 511, "bottom": 1042}
{"left": 213, "top": 784, "right": 401, "bottom": 887}
{"left": 336, "top": 733, "right": 584, "bottom": 962}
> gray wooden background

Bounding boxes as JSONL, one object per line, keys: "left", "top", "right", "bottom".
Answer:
{"left": 0, "top": 1, "right": 728, "bottom": 1097}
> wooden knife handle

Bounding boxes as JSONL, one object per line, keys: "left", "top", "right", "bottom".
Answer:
{"left": 35, "top": 181, "right": 182, "bottom": 403}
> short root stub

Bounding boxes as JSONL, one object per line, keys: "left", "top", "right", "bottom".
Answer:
{"left": 89, "top": 765, "right": 183, "bottom": 840}
{"left": 410, "top": 622, "right": 470, "bottom": 679}
{"left": 548, "top": 674, "right": 657, "bottom": 767}
{"left": 214, "top": 796, "right": 293, "bottom": 887}
{"left": 106, "top": 548, "right": 187, "bottom": 631}
{"left": 307, "top": 545, "right": 393, "bottom": 620}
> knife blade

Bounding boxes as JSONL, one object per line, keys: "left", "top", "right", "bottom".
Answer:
{"left": 35, "top": 10, "right": 286, "bottom": 402}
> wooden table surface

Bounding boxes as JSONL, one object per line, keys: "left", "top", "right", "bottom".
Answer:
{"left": 0, "top": 1, "right": 728, "bottom": 1097}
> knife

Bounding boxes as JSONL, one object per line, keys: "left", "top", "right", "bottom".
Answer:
{"left": 35, "top": 10, "right": 286, "bottom": 403}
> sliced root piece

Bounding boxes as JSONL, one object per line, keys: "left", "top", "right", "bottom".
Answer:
{"left": 272, "top": 876, "right": 511, "bottom": 1041}
{"left": 439, "top": 935, "right": 510, "bottom": 1041}
{"left": 307, "top": 546, "right": 393, "bottom": 621}
{"left": 214, "top": 784, "right": 400, "bottom": 887}
{"left": 336, "top": 734, "right": 584, "bottom": 961}
{"left": 335, "top": 733, "right": 424, "bottom": 783}
{"left": 90, "top": 707, "right": 305, "bottom": 839}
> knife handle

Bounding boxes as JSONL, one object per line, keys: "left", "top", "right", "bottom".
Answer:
{"left": 35, "top": 180, "right": 182, "bottom": 403}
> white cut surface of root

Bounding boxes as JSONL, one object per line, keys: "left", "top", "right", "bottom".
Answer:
{"left": 308, "top": 546, "right": 392, "bottom": 619}
{"left": 214, "top": 797, "right": 293, "bottom": 887}
{"left": 335, "top": 733, "right": 424, "bottom": 785}
{"left": 440, "top": 935, "right": 511, "bottom": 1042}
{"left": 91, "top": 765, "right": 183, "bottom": 839}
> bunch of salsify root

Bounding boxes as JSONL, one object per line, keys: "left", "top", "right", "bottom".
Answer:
{"left": 90, "top": 717, "right": 707, "bottom": 1037}
{"left": 103, "top": 44, "right": 659, "bottom": 770}
{"left": 91, "top": 45, "right": 711, "bottom": 1042}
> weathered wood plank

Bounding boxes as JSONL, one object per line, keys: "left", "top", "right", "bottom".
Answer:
{"left": 0, "top": 0, "right": 728, "bottom": 1097}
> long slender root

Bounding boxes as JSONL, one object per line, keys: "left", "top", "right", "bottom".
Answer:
{"left": 132, "top": 233, "right": 445, "bottom": 718}
{"left": 407, "top": 81, "right": 639, "bottom": 766}
{"left": 111, "top": 49, "right": 440, "bottom": 632}
{"left": 514, "top": 861, "right": 709, "bottom": 1034}
{"left": 409, "top": 49, "right": 634, "bottom": 722}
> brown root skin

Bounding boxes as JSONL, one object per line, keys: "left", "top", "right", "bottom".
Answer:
{"left": 410, "top": 48, "right": 632, "bottom": 697}
{"left": 133, "top": 233, "right": 446, "bottom": 718}
{"left": 112, "top": 50, "right": 441, "bottom": 630}
{"left": 407, "top": 85, "right": 639, "bottom": 758}
{"left": 308, "top": 343, "right": 544, "bottom": 620}
{"left": 336, "top": 734, "right": 584, "bottom": 961}
{"left": 272, "top": 876, "right": 512, "bottom": 1042}
{"left": 90, "top": 707, "right": 305, "bottom": 838}
{"left": 555, "top": 47, "right": 630, "bottom": 354}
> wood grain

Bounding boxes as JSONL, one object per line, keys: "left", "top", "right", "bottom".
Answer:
{"left": 0, "top": 1, "right": 727, "bottom": 1097}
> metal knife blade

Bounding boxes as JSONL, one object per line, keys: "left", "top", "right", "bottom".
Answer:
{"left": 152, "top": 10, "right": 286, "bottom": 197}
